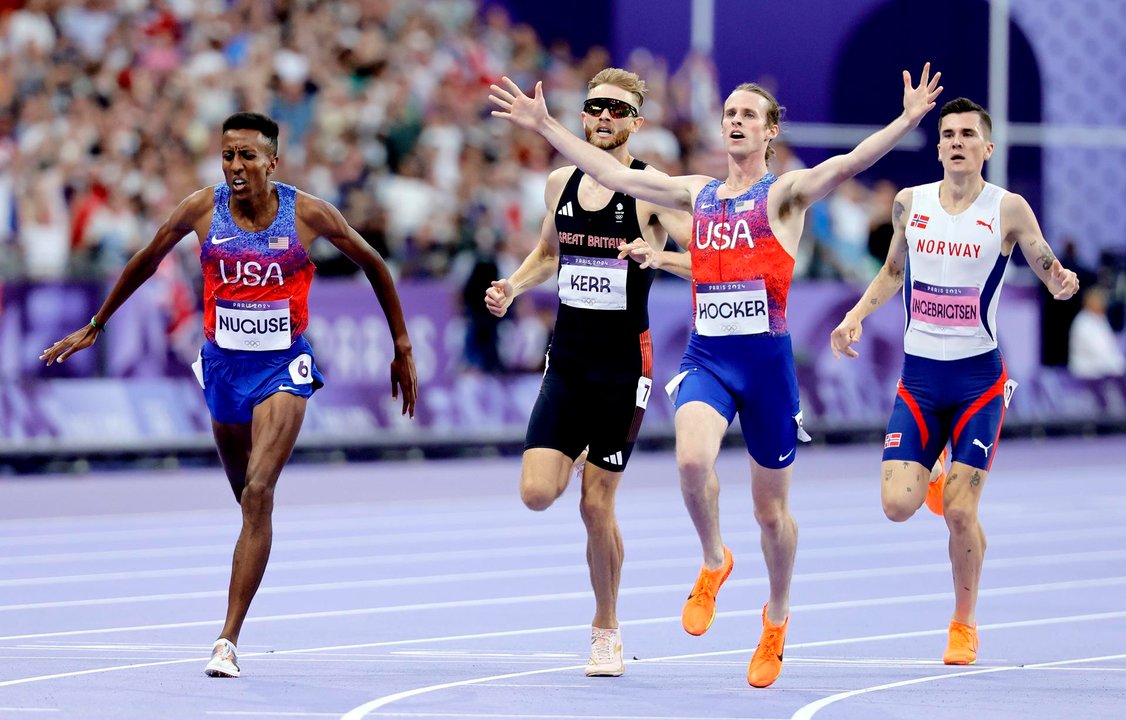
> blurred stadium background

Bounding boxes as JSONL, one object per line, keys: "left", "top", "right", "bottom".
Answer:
{"left": 1, "top": 0, "right": 1124, "bottom": 473}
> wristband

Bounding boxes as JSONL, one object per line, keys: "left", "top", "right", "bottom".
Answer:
{"left": 90, "top": 317, "right": 107, "bottom": 333}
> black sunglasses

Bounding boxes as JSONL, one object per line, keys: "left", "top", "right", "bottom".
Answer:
{"left": 583, "top": 97, "right": 638, "bottom": 119}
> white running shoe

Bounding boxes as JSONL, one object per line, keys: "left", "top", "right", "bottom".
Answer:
{"left": 585, "top": 626, "right": 624, "bottom": 677}
{"left": 204, "top": 638, "right": 240, "bottom": 678}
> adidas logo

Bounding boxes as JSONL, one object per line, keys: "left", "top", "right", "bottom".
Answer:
{"left": 602, "top": 451, "right": 623, "bottom": 465}
{"left": 557, "top": 201, "right": 574, "bottom": 217}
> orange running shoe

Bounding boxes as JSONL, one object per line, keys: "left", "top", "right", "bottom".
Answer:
{"left": 925, "top": 447, "right": 947, "bottom": 516}
{"left": 747, "top": 604, "right": 788, "bottom": 688}
{"left": 681, "top": 546, "right": 734, "bottom": 636}
{"left": 943, "top": 620, "right": 978, "bottom": 665}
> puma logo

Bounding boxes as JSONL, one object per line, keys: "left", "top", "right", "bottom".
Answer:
{"left": 972, "top": 438, "right": 994, "bottom": 457}
{"left": 975, "top": 217, "right": 994, "bottom": 233}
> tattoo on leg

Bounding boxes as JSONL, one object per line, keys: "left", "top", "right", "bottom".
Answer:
{"left": 947, "top": 472, "right": 957, "bottom": 485}
{"left": 902, "top": 462, "right": 908, "bottom": 469}
{"left": 971, "top": 470, "right": 981, "bottom": 487}
{"left": 883, "top": 469, "right": 892, "bottom": 483}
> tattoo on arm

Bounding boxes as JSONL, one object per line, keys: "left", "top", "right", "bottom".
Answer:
{"left": 893, "top": 200, "right": 905, "bottom": 227}
{"left": 1036, "top": 242, "right": 1055, "bottom": 271}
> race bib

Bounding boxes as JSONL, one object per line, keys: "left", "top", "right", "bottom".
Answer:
{"left": 215, "top": 298, "right": 291, "bottom": 351}
{"left": 558, "top": 256, "right": 628, "bottom": 310}
{"left": 695, "top": 280, "right": 769, "bottom": 336}
{"left": 909, "top": 281, "right": 981, "bottom": 328}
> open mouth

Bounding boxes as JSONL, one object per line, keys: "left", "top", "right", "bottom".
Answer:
{"left": 231, "top": 178, "right": 248, "bottom": 189}
{"left": 595, "top": 125, "right": 613, "bottom": 137}
{"left": 730, "top": 131, "right": 745, "bottom": 140}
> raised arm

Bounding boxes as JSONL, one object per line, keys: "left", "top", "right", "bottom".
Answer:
{"left": 1003, "top": 193, "right": 1079, "bottom": 300}
{"left": 830, "top": 188, "right": 913, "bottom": 359}
{"left": 39, "top": 188, "right": 212, "bottom": 365}
{"left": 777, "top": 64, "right": 942, "bottom": 213}
{"left": 299, "top": 193, "right": 417, "bottom": 417}
{"left": 490, "top": 77, "right": 703, "bottom": 212}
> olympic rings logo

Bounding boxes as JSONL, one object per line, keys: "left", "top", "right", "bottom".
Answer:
{"left": 722, "top": 323, "right": 738, "bottom": 333}
{"left": 244, "top": 340, "right": 261, "bottom": 348}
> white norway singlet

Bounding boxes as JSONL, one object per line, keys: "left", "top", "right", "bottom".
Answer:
{"left": 902, "top": 181, "right": 1010, "bottom": 361}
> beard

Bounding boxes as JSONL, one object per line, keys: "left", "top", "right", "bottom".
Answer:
{"left": 585, "top": 125, "right": 630, "bottom": 150}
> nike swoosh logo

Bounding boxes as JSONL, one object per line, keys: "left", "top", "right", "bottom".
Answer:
{"left": 778, "top": 448, "right": 795, "bottom": 462}
{"left": 211, "top": 235, "right": 238, "bottom": 245}
{"left": 278, "top": 384, "right": 300, "bottom": 391}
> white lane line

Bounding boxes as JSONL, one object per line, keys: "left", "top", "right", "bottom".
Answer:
{"left": 8, "top": 574, "right": 1126, "bottom": 640}
{"left": 789, "top": 653, "right": 1126, "bottom": 720}
{"left": 5, "top": 606, "right": 1121, "bottom": 697}
{"left": 337, "top": 614, "right": 1126, "bottom": 719}
{"left": 3, "top": 566, "right": 1123, "bottom": 642}
{"left": 5, "top": 546, "right": 1125, "bottom": 615}
{"left": 3, "top": 522, "right": 1121, "bottom": 588}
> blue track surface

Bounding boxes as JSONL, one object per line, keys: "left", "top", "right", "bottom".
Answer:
{"left": 1, "top": 438, "right": 1124, "bottom": 719}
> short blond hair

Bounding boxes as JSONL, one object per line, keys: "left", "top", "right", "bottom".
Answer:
{"left": 588, "top": 67, "right": 647, "bottom": 108}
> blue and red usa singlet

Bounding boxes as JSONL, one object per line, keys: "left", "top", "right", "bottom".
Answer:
{"left": 689, "top": 174, "right": 793, "bottom": 335}
{"left": 668, "top": 174, "right": 808, "bottom": 469}
{"left": 201, "top": 182, "right": 315, "bottom": 351}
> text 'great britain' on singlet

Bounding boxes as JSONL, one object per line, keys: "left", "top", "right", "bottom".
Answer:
{"left": 689, "top": 174, "right": 794, "bottom": 335}
{"left": 201, "top": 182, "right": 315, "bottom": 351}
{"left": 903, "top": 181, "right": 1009, "bottom": 361}
{"left": 549, "top": 160, "right": 656, "bottom": 382}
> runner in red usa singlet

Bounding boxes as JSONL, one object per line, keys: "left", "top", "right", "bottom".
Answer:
{"left": 491, "top": 63, "right": 943, "bottom": 688}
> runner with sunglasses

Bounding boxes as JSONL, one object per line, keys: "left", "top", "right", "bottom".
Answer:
{"left": 485, "top": 68, "right": 691, "bottom": 677}
{"left": 491, "top": 64, "right": 942, "bottom": 688}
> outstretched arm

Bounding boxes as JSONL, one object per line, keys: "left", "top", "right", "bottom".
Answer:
{"left": 779, "top": 64, "right": 942, "bottom": 212}
{"left": 40, "top": 188, "right": 211, "bottom": 365}
{"left": 489, "top": 77, "right": 701, "bottom": 212}
{"left": 830, "top": 188, "right": 912, "bottom": 359}
{"left": 300, "top": 193, "right": 417, "bottom": 417}
{"left": 1004, "top": 193, "right": 1079, "bottom": 300}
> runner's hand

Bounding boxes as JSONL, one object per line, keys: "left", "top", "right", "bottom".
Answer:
{"left": 390, "top": 344, "right": 418, "bottom": 418}
{"left": 1050, "top": 259, "right": 1079, "bottom": 300}
{"left": 830, "top": 314, "right": 863, "bottom": 360}
{"left": 39, "top": 325, "right": 100, "bottom": 366}
{"left": 485, "top": 279, "right": 514, "bottom": 318}
{"left": 618, "top": 238, "right": 661, "bottom": 269}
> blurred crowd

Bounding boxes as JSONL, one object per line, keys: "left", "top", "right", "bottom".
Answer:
{"left": 1, "top": 0, "right": 1122, "bottom": 378}
{"left": 0, "top": 0, "right": 904, "bottom": 286}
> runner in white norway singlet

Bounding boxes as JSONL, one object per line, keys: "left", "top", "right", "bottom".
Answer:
{"left": 903, "top": 180, "right": 1009, "bottom": 361}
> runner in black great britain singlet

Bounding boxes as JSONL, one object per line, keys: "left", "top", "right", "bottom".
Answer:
{"left": 484, "top": 69, "right": 691, "bottom": 678}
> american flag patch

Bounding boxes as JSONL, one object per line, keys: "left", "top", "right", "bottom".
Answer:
{"left": 884, "top": 432, "right": 902, "bottom": 449}
{"left": 268, "top": 236, "right": 289, "bottom": 250}
{"left": 734, "top": 199, "right": 755, "bottom": 213}
{"left": 909, "top": 214, "right": 929, "bottom": 229}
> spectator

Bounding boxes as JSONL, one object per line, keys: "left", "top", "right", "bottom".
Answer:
{"left": 1069, "top": 287, "right": 1126, "bottom": 379}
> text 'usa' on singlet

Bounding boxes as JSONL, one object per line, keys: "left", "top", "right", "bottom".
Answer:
{"left": 201, "top": 182, "right": 315, "bottom": 351}
{"left": 549, "top": 160, "right": 656, "bottom": 382}
{"left": 689, "top": 174, "right": 794, "bottom": 335}
{"left": 903, "top": 181, "right": 1009, "bottom": 361}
